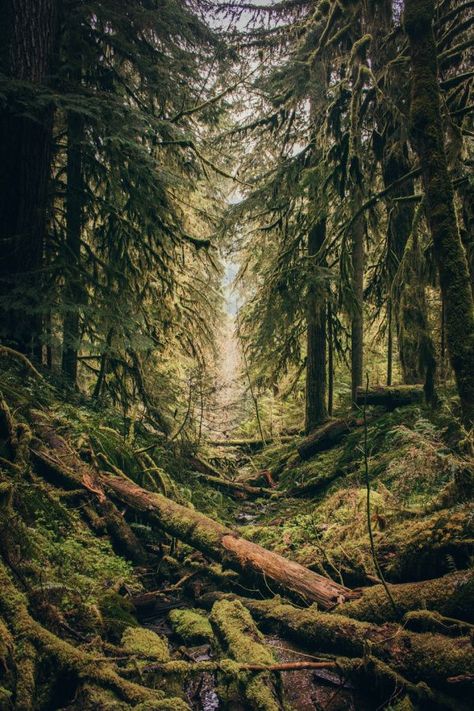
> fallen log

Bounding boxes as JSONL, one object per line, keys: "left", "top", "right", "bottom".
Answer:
{"left": 210, "top": 599, "right": 283, "bottom": 711}
{"left": 209, "top": 436, "right": 293, "bottom": 450}
{"left": 355, "top": 385, "right": 424, "bottom": 409}
{"left": 145, "top": 660, "right": 338, "bottom": 674}
{"left": 198, "top": 594, "right": 474, "bottom": 689}
{"left": 103, "top": 473, "right": 357, "bottom": 608}
{"left": 30, "top": 413, "right": 358, "bottom": 609}
{"left": 297, "top": 417, "right": 363, "bottom": 461}
{"left": 196, "top": 472, "right": 279, "bottom": 498}
{"left": 340, "top": 570, "right": 474, "bottom": 623}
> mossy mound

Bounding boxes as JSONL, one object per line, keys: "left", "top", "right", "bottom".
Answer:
{"left": 168, "top": 608, "right": 214, "bottom": 644}
{"left": 121, "top": 627, "right": 170, "bottom": 662}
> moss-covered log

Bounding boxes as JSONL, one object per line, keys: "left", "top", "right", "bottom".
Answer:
{"left": 405, "top": 0, "right": 474, "bottom": 425}
{"left": 297, "top": 417, "right": 363, "bottom": 461}
{"left": 210, "top": 599, "right": 283, "bottom": 711}
{"left": 340, "top": 571, "right": 474, "bottom": 623}
{"left": 355, "top": 385, "right": 424, "bottom": 409}
{"left": 0, "top": 560, "right": 185, "bottom": 710}
{"left": 199, "top": 594, "right": 474, "bottom": 689}
{"left": 30, "top": 412, "right": 358, "bottom": 608}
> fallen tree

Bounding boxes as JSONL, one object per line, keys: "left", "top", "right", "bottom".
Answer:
{"left": 340, "top": 570, "right": 474, "bottom": 623}
{"left": 30, "top": 413, "right": 359, "bottom": 609}
{"left": 210, "top": 599, "right": 283, "bottom": 711}
{"left": 297, "top": 417, "right": 363, "bottom": 461}
{"left": 355, "top": 385, "right": 424, "bottom": 410}
{"left": 199, "top": 593, "right": 474, "bottom": 689}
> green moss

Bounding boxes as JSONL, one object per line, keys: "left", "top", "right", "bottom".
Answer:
{"left": 99, "top": 592, "right": 137, "bottom": 641}
{"left": 210, "top": 600, "right": 274, "bottom": 665}
{"left": 121, "top": 627, "right": 170, "bottom": 662}
{"left": 168, "top": 609, "right": 214, "bottom": 644}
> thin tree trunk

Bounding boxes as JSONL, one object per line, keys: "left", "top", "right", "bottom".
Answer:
{"left": 62, "top": 108, "right": 83, "bottom": 383}
{"left": 327, "top": 301, "right": 334, "bottom": 416}
{"left": 0, "top": 0, "right": 58, "bottom": 356}
{"left": 351, "top": 206, "right": 364, "bottom": 406}
{"left": 405, "top": 0, "right": 474, "bottom": 425}
{"left": 386, "top": 300, "right": 393, "bottom": 386}
{"left": 305, "top": 219, "right": 328, "bottom": 433}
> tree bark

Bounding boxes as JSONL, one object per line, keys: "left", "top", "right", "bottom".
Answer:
{"left": 305, "top": 219, "right": 328, "bottom": 433}
{"left": 404, "top": 0, "right": 474, "bottom": 425}
{"left": 0, "top": 0, "right": 58, "bottom": 357}
{"left": 62, "top": 49, "right": 84, "bottom": 384}
{"left": 351, "top": 204, "right": 364, "bottom": 407}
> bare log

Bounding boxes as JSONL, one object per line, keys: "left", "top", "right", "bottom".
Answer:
{"left": 102, "top": 473, "right": 357, "bottom": 608}
{"left": 355, "top": 385, "right": 424, "bottom": 410}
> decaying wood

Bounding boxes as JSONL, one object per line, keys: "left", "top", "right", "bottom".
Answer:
{"left": 196, "top": 472, "right": 279, "bottom": 498}
{"left": 210, "top": 436, "right": 293, "bottom": 450}
{"left": 30, "top": 413, "right": 358, "bottom": 608}
{"left": 103, "top": 473, "right": 357, "bottom": 608}
{"left": 144, "top": 659, "right": 338, "bottom": 674}
{"left": 355, "top": 385, "right": 424, "bottom": 410}
{"left": 340, "top": 570, "right": 474, "bottom": 623}
{"left": 200, "top": 594, "right": 474, "bottom": 688}
{"left": 210, "top": 598, "right": 283, "bottom": 711}
{"left": 297, "top": 417, "right": 363, "bottom": 461}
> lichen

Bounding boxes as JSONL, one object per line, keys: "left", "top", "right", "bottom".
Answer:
{"left": 168, "top": 609, "right": 214, "bottom": 644}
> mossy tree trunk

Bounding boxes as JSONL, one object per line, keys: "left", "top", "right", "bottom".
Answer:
{"left": 305, "top": 218, "right": 328, "bottom": 433}
{"left": 404, "top": 0, "right": 474, "bottom": 425}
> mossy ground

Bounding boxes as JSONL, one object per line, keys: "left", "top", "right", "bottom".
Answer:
{"left": 0, "top": 359, "right": 472, "bottom": 709}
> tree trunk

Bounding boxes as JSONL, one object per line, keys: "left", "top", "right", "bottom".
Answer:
{"left": 327, "top": 302, "right": 334, "bottom": 416}
{"left": 0, "top": 0, "right": 58, "bottom": 356}
{"left": 405, "top": 0, "right": 474, "bottom": 425}
{"left": 351, "top": 205, "right": 364, "bottom": 407}
{"left": 305, "top": 219, "right": 328, "bottom": 433}
{"left": 62, "top": 108, "right": 84, "bottom": 383}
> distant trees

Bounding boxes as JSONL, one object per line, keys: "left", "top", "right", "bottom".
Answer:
{"left": 220, "top": 0, "right": 473, "bottom": 430}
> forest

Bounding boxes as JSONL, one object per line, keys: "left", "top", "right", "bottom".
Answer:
{"left": 0, "top": 0, "right": 473, "bottom": 709}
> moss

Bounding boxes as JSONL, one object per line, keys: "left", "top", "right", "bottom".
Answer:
{"left": 121, "top": 627, "right": 170, "bottom": 662}
{"left": 168, "top": 609, "right": 214, "bottom": 644}
{"left": 99, "top": 592, "right": 137, "bottom": 641}
{"left": 210, "top": 600, "right": 274, "bottom": 666}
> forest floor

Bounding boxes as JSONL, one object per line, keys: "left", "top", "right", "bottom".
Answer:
{"left": 0, "top": 354, "right": 473, "bottom": 710}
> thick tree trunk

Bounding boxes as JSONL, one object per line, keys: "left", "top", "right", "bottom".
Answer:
{"left": 0, "top": 0, "right": 58, "bottom": 357}
{"left": 62, "top": 103, "right": 84, "bottom": 383}
{"left": 405, "top": 0, "right": 474, "bottom": 425}
{"left": 305, "top": 218, "right": 328, "bottom": 433}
